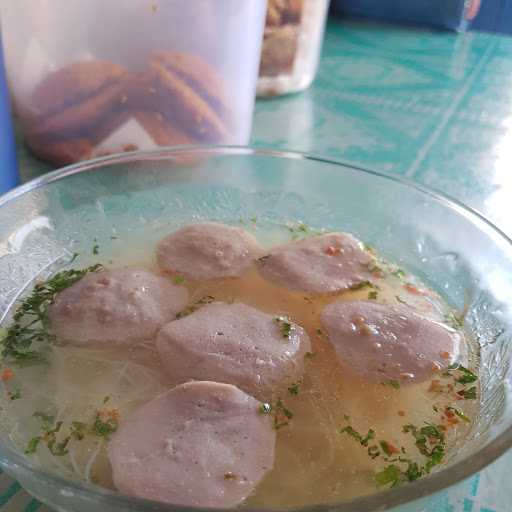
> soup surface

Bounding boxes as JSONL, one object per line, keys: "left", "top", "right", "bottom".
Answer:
{"left": 0, "top": 221, "right": 479, "bottom": 507}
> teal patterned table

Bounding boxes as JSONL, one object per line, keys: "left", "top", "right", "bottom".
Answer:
{"left": 11, "top": 19, "right": 512, "bottom": 512}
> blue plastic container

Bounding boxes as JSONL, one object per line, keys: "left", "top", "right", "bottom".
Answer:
{"left": 472, "top": 0, "right": 512, "bottom": 34}
{"left": 331, "top": 0, "right": 478, "bottom": 31}
{"left": 0, "top": 35, "right": 19, "bottom": 195}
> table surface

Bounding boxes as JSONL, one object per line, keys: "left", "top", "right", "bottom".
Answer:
{"left": 9, "top": 19, "right": 512, "bottom": 512}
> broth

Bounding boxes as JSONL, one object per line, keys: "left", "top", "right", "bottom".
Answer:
{"left": 0, "top": 224, "right": 479, "bottom": 506}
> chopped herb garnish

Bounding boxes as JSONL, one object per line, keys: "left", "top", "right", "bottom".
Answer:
{"left": 7, "top": 389, "right": 21, "bottom": 401}
{"left": 282, "top": 322, "right": 293, "bottom": 338}
{"left": 257, "top": 255, "right": 271, "bottom": 264}
{"left": 92, "top": 243, "right": 99, "bottom": 255}
{"left": 47, "top": 434, "right": 70, "bottom": 456}
{"left": 373, "top": 422, "right": 446, "bottom": 488}
{"left": 375, "top": 465, "right": 402, "bottom": 487}
{"left": 288, "top": 382, "right": 300, "bottom": 395}
{"left": 25, "top": 436, "right": 41, "bottom": 454}
{"left": 441, "top": 364, "right": 478, "bottom": 400}
{"left": 287, "top": 222, "right": 308, "bottom": 234}
{"left": 272, "top": 398, "right": 293, "bottom": 429}
{"left": 92, "top": 412, "right": 118, "bottom": 440}
{"left": 259, "top": 403, "right": 272, "bottom": 415}
{"left": 459, "top": 386, "right": 477, "bottom": 400}
{"left": 380, "top": 441, "right": 393, "bottom": 457}
{"left": 447, "top": 364, "right": 478, "bottom": 385}
{"left": 173, "top": 275, "right": 185, "bottom": 285}
{"left": 446, "top": 407, "right": 470, "bottom": 423}
{"left": 316, "top": 328, "right": 323, "bottom": 336}
{"left": 392, "top": 268, "right": 406, "bottom": 279}
{"left": 250, "top": 216, "right": 257, "bottom": 224}
{"left": 366, "top": 262, "right": 383, "bottom": 274}
{"left": 304, "top": 351, "right": 316, "bottom": 359}
{"left": 403, "top": 460, "right": 423, "bottom": 481}
{"left": 444, "top": 311, "right": 464, "bottom": 330}
{"left": 27, "top": 410, "right": 116, "bottom": 458}
{"left": 224, "top": 472, "right": 237, "bottom": 480}
{"left": 349, "top": 281, "right": 378, "bottom": 291}
{"left": 368, "top": 290, "right": 378, "bottom": 300}
{"left": 33, "top": 411, "right": 55, "bottom": 429}
{"left": 0, "top": 264, "right": 103, "bottom": 365}
{"left": 286, "top": 222, "right": 324, "bottom": 240}
{"left": 402, "top": 423, "right": 445, "bottom": 460}
{"left": 27, "top": 420, "right": 71, "bottom": 457}
{"left": 364, "top": 260, "right": 406, "bottom": 280}
{"left": 339, "top": 425, "right": 375, "bottom": 447}
{"left": 281, "top": 404, "right": 293, "bottom": 419}
{"left": 425, "top": 445, "right": 445, "bottom": 472}
{"left": 47, "top": 420, "right": 63, "bottom": 434}
{"left": 260, "top": 399, "right": 293, "bottom": 429}
{"left": 362, "top": 243, "right": 376, "bottom": 254}
{"left": 433, "top": 405, "right": 439, "bottom": 413}
{"left": 383, "top": 380, "right": 400, "bottom": 390}
{"left": 274, "top": 317, "right": 294, "bottom": 339}
{"left": 70, "top": 421, "right": 87, "bottom": 440}
{"left": 176, "top": 296, "right": 215, "bottom": 319}
{"left": 368, "top": 445, "right": 380, "bottom": 459}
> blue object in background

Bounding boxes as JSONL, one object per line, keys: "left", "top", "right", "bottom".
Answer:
{"left": 472, "top": 0, "right": 512, "bottom": 35}
{"left": 331, "top": 0, "right": 473, "bottom": 31}
{"left": 0, "top": 35, "right": 18, "bottom": 195}
{"left": 331, "top": 0, "right": 512, "bottom": 35}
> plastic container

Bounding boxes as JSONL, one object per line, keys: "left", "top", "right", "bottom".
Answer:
{"left": 0, "top": 0, "right": 266, "bottom": 167}
{"left": 0, "top": 30, "right": 18, "bottom": 194}
{"left": 257, "top": 0, "right": 330, "bottom": 97}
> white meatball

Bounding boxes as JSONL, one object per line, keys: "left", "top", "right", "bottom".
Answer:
{"left": 156, "top": 302, "right": 311, "bottom": 399}
{"left": 321, "top": 301, "right": 460, "bottom": 383}
{"left": 257, "top": 233, "right": 375, "bottom": 294}
{"left": 108, "top": 381, "right": 276, "bottom": 508}
{"left": 156, "top": 222, "right": 262, "bottom": 280}
{"left": 48, "top": 268, "right": 188, "bottom": 346}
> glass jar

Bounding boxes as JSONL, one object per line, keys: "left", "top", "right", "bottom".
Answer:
{"left": 257, "top": 0, "right": 330, "bottom": 96}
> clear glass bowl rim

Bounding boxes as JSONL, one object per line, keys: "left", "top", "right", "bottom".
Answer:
{"left": 0, "top": 145, "right": 510, "bottom": 512}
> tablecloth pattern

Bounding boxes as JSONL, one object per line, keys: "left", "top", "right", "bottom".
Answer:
{"left": 11, "top": 19, "right": 512, "bottom": 512}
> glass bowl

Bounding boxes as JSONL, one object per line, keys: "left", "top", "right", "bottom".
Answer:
{"left": 0, "top": 146, "right": 511, "bottom": 512}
